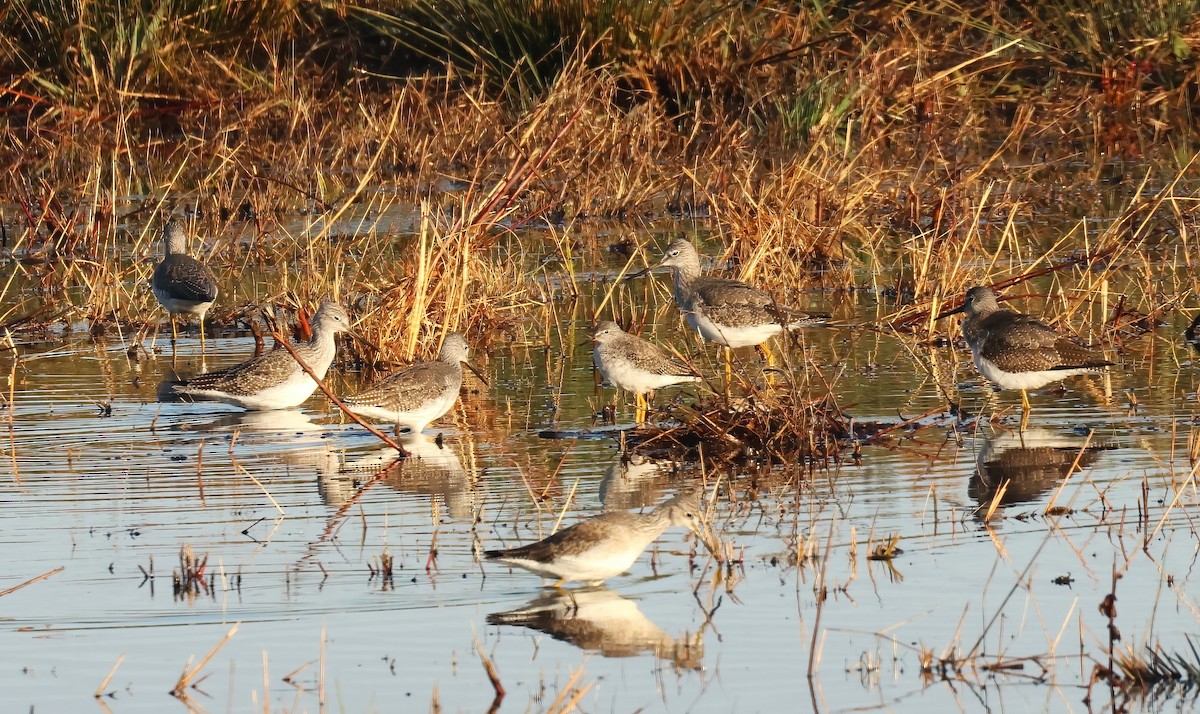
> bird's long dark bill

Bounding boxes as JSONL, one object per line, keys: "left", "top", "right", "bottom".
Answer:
{"left": 466, "top": 361, "right": 490, "bottom": 387}
{"left": 694, "top": 526, "right": 719, "bottom": 556}
{"left": 935, "top": 304, "right": 966, "bottom": 320}
{"left": 347, "top": 329, "right": 382, "bottom": 352}
{"left": 624, "top": 266, "right": 654, "bottom": 281}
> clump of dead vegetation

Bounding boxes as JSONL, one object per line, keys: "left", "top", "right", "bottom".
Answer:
{"left": 627, "top": 390, "right": 851, "bottom": 465}
{"left": 3, "top": 0, "right": 1200, "bottom": 359}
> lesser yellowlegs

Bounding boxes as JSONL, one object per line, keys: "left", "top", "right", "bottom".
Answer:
{"left": 174, "top": 300, "right": 350, "bottom": 410}
{"left": 341, "top": 332, "right": 479, "bottom": 434}
{"left": 152, "top": 221, "right": 219, "bottom": 350}
{"left": 592, "top": 320, "right": 699, "bottom": 423}
{"left": 651, "top": 238, "right": 827, "bottom": 378}
{"left": 485, "top": 492, "right": 705, "bottom": 587}
{"left": 937, "top": 286, "right": 1113, "bottom": 422}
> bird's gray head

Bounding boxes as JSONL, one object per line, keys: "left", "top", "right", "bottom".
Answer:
{"left": 592, "top": 320, "right": 624, "bottom": 345}
{"left": 438, "top": 332, "right": 470, "bottom": 363}
{"left": 655, "top": 490, "right": 705, "bottom": 533}
{"left": 656, "top": 238, "right": 701, "bottom": 273}
{"left": 937, "top": 286, "right": 1001, "bottom": 320}
{"left": 312, "top": 300, "right": 351, "bottom": 334}
{"left": 162, "top": 221, "right": 189, "bottom": 256}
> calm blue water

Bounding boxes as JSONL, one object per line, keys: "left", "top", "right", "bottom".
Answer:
{"left": 1, "top": 288, "right": 1197, "bottom": 713}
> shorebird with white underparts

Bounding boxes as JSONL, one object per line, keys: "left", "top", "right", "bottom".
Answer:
{"left": 152, "top": 220, "right": 218, "bottom": 351}
{"left": 485, "top": 492, "right": 707, "bottom": 588}
{"left": 173, "top": 299, "right": 350, "bottom": 410}
{"left": 592, "top": 320, "right": 700, "bottom": 423}
{"left": 648, "top": 238, "right": 828, "bottom": 381}
{"left": 341, "top": 332, "right": 482, "bottom": 434}
{"left": 937, "top": 286, "right": 1113, "bottom": 427}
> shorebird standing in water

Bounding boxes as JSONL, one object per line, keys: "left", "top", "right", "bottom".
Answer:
{"left": 650, "top": 238, "right": 828, "bottom": 382}
{"left": 341, "top": 332, "right": 482, "bottom": 434}
{"left": 173, "top": 300, "right": 350, "bottom": 410}
{"left": 591, "top": 320, "right": 700, "bottom": 423}
{"left": 485, "top": 492, "right": 707, "bottom": 588}
{"left": 152, "top": 220, "right": 219, "bottom": 352}
{"left": 937, "top": 286, "right": 1113, "bottom": 427}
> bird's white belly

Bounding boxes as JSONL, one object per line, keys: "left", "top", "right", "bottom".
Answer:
{"left": 154, "top": 289, "right": 212, "bottom": 318}
{"left": 597, "top": 357, "right": 698, "bottom": 394}
{"left": 974, "top": 354, "right": 1089, "bottom": 391}
{"left": 505, "top": 547, "right": 641, "bottom": 584}
{"left": 687, "top": 311, "right": 780, "bottom": 348}
{"left": 346, "top": 390, "right": 457, "bottom": 433}
{"left": 191, "top": 372, "right": 318, "bottom": 410}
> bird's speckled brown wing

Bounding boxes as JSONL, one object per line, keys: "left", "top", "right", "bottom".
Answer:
{"left": 154, "top": 255, "right": 218, "bottom": 303}
{"left": 485, "top": 512, "right": 643, "bottom": 562}
{"left": 692, "top": 277, "right": 828, "bottom": 325}
{"left": 343, "top": 362, "right": 459, "bottom": 412}
{"left": 608, "top": 336, "right": 696, "bottom": 377}
{"left": 692, "top": 276, "right": 774, "bottom": 309}
{"left": 176, "top": 348, "right": 298, "bottom": 396}
{"left": 975, "top": 311, "right": 1111, "bottom": 372}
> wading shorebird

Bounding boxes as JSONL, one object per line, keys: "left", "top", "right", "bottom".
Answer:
{"left": 648, "top": 238, "right": 828, "bottom": 380}
{"left": 341, "top": 332, "right": 483, "bottom": 434}
{"left": 937, "top": 286, "right": 1113, "bottom": 425}
{"left": 152, "top": 220, "right": 219, "bottom": 350}
{"left": 485, "top": 492, "right": 707, "bottom": 588}
{"left": 173, "top": 300, "right": 350, "bottom": 410}
{"left": 591, "top": 320, "right": 700, "bottom": 423}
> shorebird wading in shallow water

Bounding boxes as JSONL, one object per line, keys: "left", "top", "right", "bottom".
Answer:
{"left": 174, "top": 300, "right": 350, "bottom": 410}
{"left": 937, "top": 286, "right": 1113, "bottom": 424}
{"left": 485, "top": 492, "right": 707, "bottom": 588}
{"left": 341, "top": 332, "right": 483, "bottom": 434}
{"left": 649, "top": 238, "right": 828, "bottom": 380}
{"left": 152, "top": 220, "right": 219, "bottom": 351}
{"left": 592, "top": 320, "right": 700, "bottom": 423}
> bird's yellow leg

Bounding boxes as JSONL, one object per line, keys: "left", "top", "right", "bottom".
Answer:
{"left": 551, "top": 578, "right": 566, "bottom": 590}
{"left": 1020, "top": 389, "right": 1031, "bottom": 431}
{"left": 199, "top": 315, "right": 207, "bottom": 352}
{"left": 758, "top": 342, "right": 776, "bottom": 384}
{"left": 1021, "top": 389, "right": 1031, "bottom": 413}
{"left": 170, "top": 315, "right": 179, "bottom": 344}
{"left": 635, "top": 392, "right": 647, "bottom": 424}
{"left": 760, "top": 342, "right": 774, "bottom": 367}
{"left": 723, "top": 347, "right": 732, "bottom": 395}
{"left": 148, "top": 318, "right": 160, "bottom": 351}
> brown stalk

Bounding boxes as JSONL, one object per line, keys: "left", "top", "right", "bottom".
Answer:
{"left": 0, "top": 567, "right": 64, "bottom": 598}
{"left": 267, "top": 327, "right": 410, "bottom": 457}
{"left": 94, "top": 654, "right": 125, "bottom": 698}
{"left": 171, "top": 622, "right": 239, "bottom": 696}
{"left": 474, "top": 640, "right": 506, "bottom": 704}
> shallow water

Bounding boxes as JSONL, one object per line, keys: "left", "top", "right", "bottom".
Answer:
{"left": 2, "top": 257, "right": 1200, "bottom": 713}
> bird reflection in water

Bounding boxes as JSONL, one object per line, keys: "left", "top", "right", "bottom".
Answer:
{"left": 599, "top": 453, "right": 675, "bottom": 512}
{"left": 321, "top": 435, "right": 473, "bottom": 519}
{"left": 169, "top": 408, "right": 342, "bottom": 480}
{"left": 488, "top": 587, "right": 704, "bottom": 670}
{"left": 970, "top": 428, "right": 1110, "bottom": 518}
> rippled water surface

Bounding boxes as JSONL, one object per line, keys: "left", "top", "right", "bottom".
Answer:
{"left": 2, "top": 253, "right": 1200, "bottom": 713}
